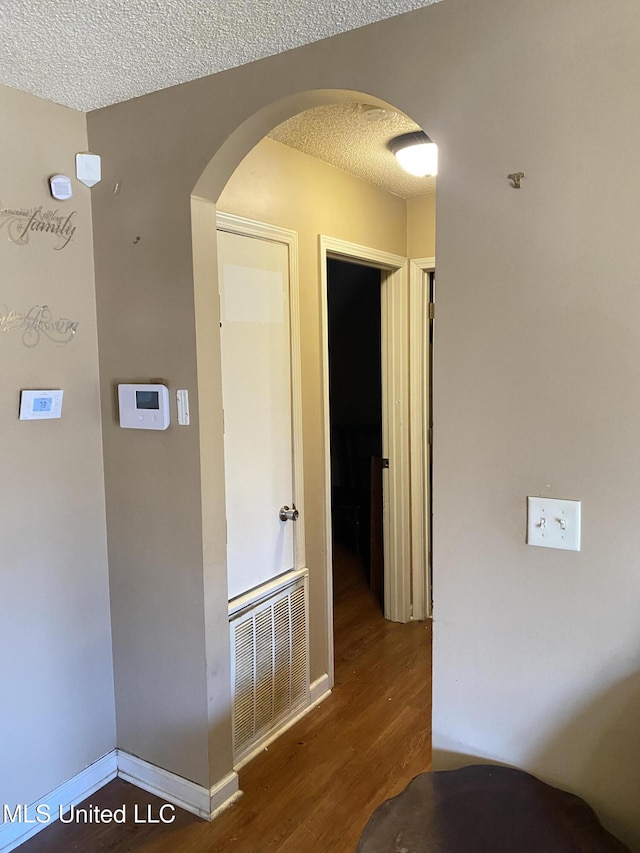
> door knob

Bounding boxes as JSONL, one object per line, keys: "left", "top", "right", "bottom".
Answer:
{"left": 279, "top": 505, "right": 299, "bottom": 522}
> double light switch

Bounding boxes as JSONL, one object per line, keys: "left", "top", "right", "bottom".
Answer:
{"left": 527, "top": 496, "right": 581, "bottom": 551}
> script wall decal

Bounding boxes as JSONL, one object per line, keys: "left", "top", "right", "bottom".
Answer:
{"left": 0, "top": 305, "right": 79, "bottom": 347}
{"left": 0, "top": 203, "right": 77, "bottom": 250}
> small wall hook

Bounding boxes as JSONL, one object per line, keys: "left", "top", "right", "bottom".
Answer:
{"left": 508, "top": 172, "right": 525, "bottom": 189}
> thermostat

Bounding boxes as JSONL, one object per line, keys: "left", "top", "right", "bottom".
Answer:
{"left": 118, "top": 384, "right": 170, "bottom": 430}
{"left": 20, "top": 389, "right": 63, "bottom": 420}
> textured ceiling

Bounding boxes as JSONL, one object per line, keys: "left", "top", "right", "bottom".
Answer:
{"left": 1, "top": 0, "right": 441, "bottom": 112}
{"left": 270, "top": 103, "right": 436, "bottom": 199}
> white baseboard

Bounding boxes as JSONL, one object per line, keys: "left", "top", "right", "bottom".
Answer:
{"left": 117, "top": 750, "right": 240, "bottom": 820}
{"left": 116, "top": 750, "right": 211, "bottom": 819}
{"left": 0, "top": 750, "right": 118, "bottom": 853}
{"left": 309, "top": 673, "right": 331, "bottom": 705}
{"left": 234, "top": 673, "right": 332, "bottom": 771}
{"left": 209, "top": 777, "right": 243, "bottom": 819}
{"left": 0, "top": 750, "right": 241, "bottom": 852}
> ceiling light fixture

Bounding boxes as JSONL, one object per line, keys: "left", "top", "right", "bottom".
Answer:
{"left": 388, "top": 131, "right": 438, "bottom": 177}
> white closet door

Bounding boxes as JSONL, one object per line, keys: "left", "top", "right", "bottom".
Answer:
{"left": 218, "top": 227, "right": 296, "bottom": 601}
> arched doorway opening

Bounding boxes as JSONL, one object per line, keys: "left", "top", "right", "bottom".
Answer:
{"left": 192, "top": 88, "right": 435, "bottom": 771}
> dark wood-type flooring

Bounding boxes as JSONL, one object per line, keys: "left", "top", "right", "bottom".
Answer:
{"left": 18, "top": 546, "right": 432, "bottom": 852}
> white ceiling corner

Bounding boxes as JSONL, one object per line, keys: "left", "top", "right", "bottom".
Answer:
{"left": 0, "top": 0, "right": 442, "bottom": 112}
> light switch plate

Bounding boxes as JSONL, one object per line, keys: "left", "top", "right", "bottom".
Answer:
{"left": 527, "top": 496, "right": 581, "bottom": 551}
{"left": 176, "top": 389, "right": 190, "bottom": 425}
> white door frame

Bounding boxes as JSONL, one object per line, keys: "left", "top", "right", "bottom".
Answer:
{"left": 216, "top": 211, "right": 306, "bottom": 577}
{"left": 409, "top": 256, "right": 435, "bottom": 620}
{"left": 319, "top": 235, "right": 411, "bottom": 669}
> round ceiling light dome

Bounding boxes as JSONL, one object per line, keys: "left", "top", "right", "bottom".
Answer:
{"left": 388, "top": 131, "right": 438, "bottom": 177}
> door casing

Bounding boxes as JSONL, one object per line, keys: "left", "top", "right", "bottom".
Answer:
{"left": 409, "top": 256, "right": 435, "bottom": 620}
{"left": 319, "top": 236, "right": 414, "bottom": 686}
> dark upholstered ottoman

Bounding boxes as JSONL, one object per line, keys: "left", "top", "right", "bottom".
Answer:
{"left": 358, "top": 765, "right": 629, "bottom": 852}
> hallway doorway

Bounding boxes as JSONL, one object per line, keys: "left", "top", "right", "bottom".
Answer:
{"left": 320, "top": 236, "right": 413, "bottom": 632}
{"left": 327, "top": 257, "right": 384, "bottom": 611}
{"left": 193, "top": 92, "right": 436, "bottom": 786}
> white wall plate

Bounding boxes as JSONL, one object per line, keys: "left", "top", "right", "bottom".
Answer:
{"left": 176, "top": 389, "right": 190, "bottom": 425}
{"left": 527, "top": 496, "right": 581, "bottom": 551}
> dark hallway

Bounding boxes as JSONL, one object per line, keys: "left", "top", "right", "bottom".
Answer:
{"left": 327, "top": 258, "right": 384, "bottom": 606}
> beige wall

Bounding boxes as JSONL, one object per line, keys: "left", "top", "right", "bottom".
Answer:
{"left": 91, "top": 146, "right": 213, "bottom": 785}
{"left": 0, "top": 85, "right": 115, "bottom": 808}
{"left": 86, "top": 0, "right": 640, "bottom": 844}
{"left": 407, "top": 192, "right": 436, "bottom": 259}
{"left": 216, "top": 136, "right": 408, "bottom": 679}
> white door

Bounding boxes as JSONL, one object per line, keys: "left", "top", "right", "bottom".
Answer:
{"left": 217, "top": 215, "right": 302, "bottom": 601}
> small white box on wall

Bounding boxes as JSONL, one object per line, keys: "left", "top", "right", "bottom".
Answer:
{"left": 76, "top": 152, "right": 101, "bottom": 188}
{"left": 118, "top": 384, "right": 170, "bottom": 430}
{"left": 19, "top": 389, "right": 63, "bottom": 420}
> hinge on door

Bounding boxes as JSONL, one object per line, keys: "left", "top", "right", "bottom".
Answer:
{"left": 382, "top": 458, "right": 389, "bottom": 468}
{"left": 427, "top": 427, "right": 433, "bottom": 445}
{"left": 428, "top": 303, "right": 435, "bottom": 320}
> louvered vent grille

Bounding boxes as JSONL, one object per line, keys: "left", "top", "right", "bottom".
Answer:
{"left": 230, "top": 574, "right": 309, "bottom": 762}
